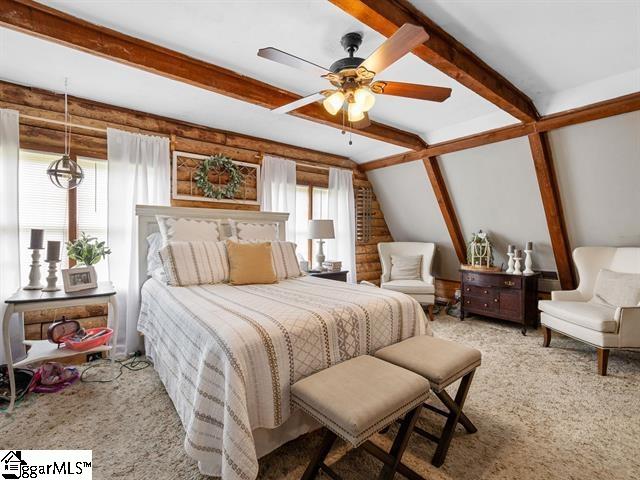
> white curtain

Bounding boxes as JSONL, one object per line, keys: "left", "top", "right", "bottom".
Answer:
{"left": 327, "top": 167, "right": 357, "bottom": 283}
{"left": 0, "top": 110, "right": 23, "bottom": 363}
{"left": 107, "top": 128, "right": 170, "bottom": 357}
{"left": 260, "top": 155, "right": 296, "bottom": 241}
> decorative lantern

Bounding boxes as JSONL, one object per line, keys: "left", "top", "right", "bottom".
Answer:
{"left": 47, "top": 154, "right": 83, "bottom": 189}
{"left": 47, "top": 78, "right": 83, "bottom": 190}
{"left": 467, "top": 230, "right": 494, "bottom": 268}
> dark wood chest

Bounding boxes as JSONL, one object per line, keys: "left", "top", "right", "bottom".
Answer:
{"left": 460, "top": 269, "right": 540, "bottom": 334}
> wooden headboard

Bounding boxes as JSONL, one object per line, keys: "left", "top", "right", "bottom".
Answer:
{"left": 135, "top": 204, "right": 289, "bottom": 289}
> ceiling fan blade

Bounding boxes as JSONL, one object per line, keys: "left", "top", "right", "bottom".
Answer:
{"left": 271, "top": 92, "right": 325, "bottom": 114}
{"left": 359, "top": 23, "right": 429, "bottom": 76}
{"left": 373, "top": 81, "right": 452, "bottom": 102}
{"left": 258, "top": 47, "right": 330, "bottom": 76}
{"left": 351, "top": 112, "right": 371, "bottom": 129}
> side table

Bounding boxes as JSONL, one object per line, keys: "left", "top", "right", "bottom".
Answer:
{"left": 2, "top": 281, "right": 117, "bottom": 413}
{"left": 309, "top": 270, "right": 349, "bottom": 282}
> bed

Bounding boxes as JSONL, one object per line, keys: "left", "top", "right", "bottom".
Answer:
{"left": 135, "top": 205, "right": 430, "bottom": 479}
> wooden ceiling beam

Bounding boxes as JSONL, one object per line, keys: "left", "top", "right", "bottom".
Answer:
{"left": 362, "top": 91, "right": 640, "bottom": 171}
{"left": 0, "top": 0, "right": 425, "bottom": 150}
{"left": 330, "top": 0, "right": 539, "bottom": 122}
{"left": 528, "top": 133, "right": 575, "bottom": 289}
{"left": 422, "top": 157, "right": 466, "bottom": 263}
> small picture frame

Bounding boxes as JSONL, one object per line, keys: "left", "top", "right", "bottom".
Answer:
{"left": 62, "top": 266, "right": 98, "bottom": 293}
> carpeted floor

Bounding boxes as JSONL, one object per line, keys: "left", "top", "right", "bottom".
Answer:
{"left": 2, "top": 314, "right": 639, "bottom": 480}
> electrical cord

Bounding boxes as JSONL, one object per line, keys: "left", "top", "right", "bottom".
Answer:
{"left": 80, "top": 353, "right": 151, "bottom": 383}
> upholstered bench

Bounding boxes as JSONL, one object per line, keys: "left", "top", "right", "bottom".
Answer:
{"left": 291, "top": 355, "right": 430, "bottom": 480}
{"left": 375, "top": 335, "right": 481, "bottom": 467}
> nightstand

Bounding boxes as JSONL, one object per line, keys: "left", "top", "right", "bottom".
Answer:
{"left": 308, "top": 270, "right": 349, "bottom": 282}
{"left": 2, "top": 282, "right": 117, "bottom": 413}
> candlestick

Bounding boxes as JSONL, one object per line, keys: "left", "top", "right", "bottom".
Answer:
{"left": 506, "top": 252, "right": 515, "bottom": 274}
{"left": 513, "top": 251, "right": 523, "bottom": 275}
{"left": 524, "top": 249, "right": 534, "bottom": 275}
{"left": 23, "top": 248, "right": 44, "bottom": 290}
{"left": 526, "top": 241, "right": 533, "bottom": 251}
{"left": 43, "top": 260, "right": 61, "bottom": 292}
{"left": 46, "top": 240, "right": 61, "bottom": 262}
{"left": 29, "top": 228, "right": 44, "bottom": 249}
{"left": 507, "top": 244, "right": 514, "bottom": 254}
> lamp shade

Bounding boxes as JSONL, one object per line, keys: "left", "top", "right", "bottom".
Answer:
{"left": 308, "top": 219, "right": 335, "bottom": 239}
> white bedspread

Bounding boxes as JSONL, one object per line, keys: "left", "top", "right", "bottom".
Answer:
{"left": 138, "top": 275, "right": 429, "bottom": 479}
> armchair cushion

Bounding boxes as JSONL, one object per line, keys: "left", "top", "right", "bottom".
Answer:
{"left": 390, "top": 255, "right": 422, "bottom": 281}
{"left": 591, "top": 269, "right": 640, "bottom": 307}
{"left": 538, "top": 300, "right": 618, "bottom": 333}
{"left": 381, "top": 279, "right": 435, "bottom": 295}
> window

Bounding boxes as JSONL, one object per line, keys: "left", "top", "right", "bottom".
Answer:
{"left": 294, "top": 184, "right": 328, "bottom": 264}
{"left": 18, "top": 150, "right": 109, "bottom": 280}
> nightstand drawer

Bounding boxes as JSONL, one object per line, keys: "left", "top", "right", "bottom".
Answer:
{"left": 463, "top": 296, "right": 498, "bottom": 313}
{"left": 463, "top": 285, "right": 496, "bottom": 298}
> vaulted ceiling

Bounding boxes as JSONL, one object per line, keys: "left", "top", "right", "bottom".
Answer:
{"left": 2, "top": 0, "right": 636, "bottom": 164}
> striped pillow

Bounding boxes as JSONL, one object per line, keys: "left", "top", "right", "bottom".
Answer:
{"left": 271, "top": 241, "right": 302, "bottom": 280}
{"left": 159, "top": 241, "right": 229, "bottom": 286}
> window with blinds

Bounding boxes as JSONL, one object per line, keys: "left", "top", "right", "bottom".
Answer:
{"left": 18, "top": 150, "right": 109, "bottom": 281}
{"left": 76, "top": 157, "right": 109, "bottom": 279}
{"left": 295, "top": 184, "right": 329, "bottom": 263}
{"left": 19, "top": 150, "right": 69, "bottom": 276}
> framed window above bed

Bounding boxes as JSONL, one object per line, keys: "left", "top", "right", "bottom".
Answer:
{"left": 18, "top": 149, "right": 109, "bottom": 279}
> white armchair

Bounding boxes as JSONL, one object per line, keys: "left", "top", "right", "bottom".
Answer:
{"left": 378, "top": 242, "right": 436, "bottom": 320}
{"left": 539, "top": 246, "right": 640, "bottom": 375}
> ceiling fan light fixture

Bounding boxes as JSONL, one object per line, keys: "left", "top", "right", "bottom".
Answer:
{"left": 322, "top": 90, "right": 345, "bottom": 116}
{"left": 347, "top": 102, "right": 365, "bottom": 122}
{"left": 354, "top": 87, "right": 375, "bottom": 112}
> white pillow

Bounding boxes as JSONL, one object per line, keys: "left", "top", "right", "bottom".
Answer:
{"left": 156, "top": 215, "right": 220, "bottom": 244}
{"left": 390, "top": 255, "right": 422, "bottom": 281}
{"left": 229, "top": 220, "right": 279, "bottom": 241}
{"left": 271, "top": 241, "right": 302, "bottom": 280}
{"left": 146, "top": 232, "right": 163, "bottom": 275}
{"left": 159, "top": 240, "right": 229, "bottom": 286}
{"left": 590, "top": 269, "right": 640, "bottom": 307}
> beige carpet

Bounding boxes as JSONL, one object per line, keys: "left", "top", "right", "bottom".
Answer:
{"left": 2, "top": 314, "right": 639, "bottom": 480}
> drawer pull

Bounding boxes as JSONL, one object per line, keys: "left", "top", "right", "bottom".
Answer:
{"left": 494, "top": 298, "right": 499, "bottom": 303}
{"left": 483, "top": 290, "right": 488, "bottom": 294}
{"left": 466, "top": 287, "right": 470, "bottom": 292}
{"left": 483, "top": 303, "right": 488, "bottom": 308}
{"left": 504, "top": 280, "right": 515, "bottom": 286}
{"left": 465, "top": 300, "right": 470, "bottom": 304}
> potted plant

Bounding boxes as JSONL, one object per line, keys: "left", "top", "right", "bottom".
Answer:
{"left": 66, "top": 232, "right": 111, "bottom": 278}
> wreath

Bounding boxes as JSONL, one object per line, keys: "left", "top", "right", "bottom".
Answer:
{"left": 193, "top": 154, "right": 244, "bottom": 200}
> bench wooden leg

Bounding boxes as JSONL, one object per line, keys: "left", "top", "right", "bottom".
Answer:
{"left": 432, "top": 370, "right": 475, "bottom": 467}
{"left": 301, "top": 428, "right": 337, "bottom": 480}
{"left": 377, "top": 405, "right": 423, "bottom": 480}
{"left": 542, "top": 325, "right": 552, "bottom": 347}
{"left": 597, "top": 348, "right": 609, "bottom": 376}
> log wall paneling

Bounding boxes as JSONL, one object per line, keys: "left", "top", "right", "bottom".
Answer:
{"left": 528, "top": 132, "right": 575, "bottom": 290}
{"left": 0, "top": 0, "right": 424, "bottom": 150}
{"left": 423, "top": 157, "right": 467, "bottom": 264}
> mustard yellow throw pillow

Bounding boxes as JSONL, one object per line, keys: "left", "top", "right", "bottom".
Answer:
{"left": 227, "top": 241, "right": 277, "bottom": 285}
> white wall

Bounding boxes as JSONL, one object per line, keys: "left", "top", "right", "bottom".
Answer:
{"left": 439, "top": 137, "right": 556, "bottom": 272}
{"left": 368, "top": 161, "right": 460, "bottom": 279}
{"left": 549, "top": 111, "right": 640, "bottom": 248}
{"left": 368, "top": 112, "right": 639, "bottom": 285}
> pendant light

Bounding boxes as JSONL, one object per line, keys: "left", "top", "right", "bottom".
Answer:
{"left": 47, "top": 78, "right": 84, "bottom": 190}
{"left": 323, "top": 90, "right": 345, "bottom": 116}
{"left": 347, "top": 101, "right": 364, "bottom": 122}
{"left": 354, "top": 87, "right": 375, "bottom": 112}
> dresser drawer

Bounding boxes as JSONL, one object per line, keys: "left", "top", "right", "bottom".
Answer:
{"left": 463, "top": 285, "right": 496, "bottom": 298}
{"left": 463, "top": 272, "right": 522, "bottom": 289}
{"left": 463, "top": 296, "right": 499, "bottom": 313}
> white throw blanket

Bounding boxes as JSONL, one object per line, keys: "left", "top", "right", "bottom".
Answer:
{"left": 138, "top": 276, "right": 429, "bottom": 479}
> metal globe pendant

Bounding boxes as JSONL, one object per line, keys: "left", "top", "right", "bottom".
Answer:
{"left": 47, "top": 153, "right": 84, "bottom": 189}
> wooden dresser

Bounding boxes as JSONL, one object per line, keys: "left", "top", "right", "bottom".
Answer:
{"left": 460, "top": 269, "right": 540, "bottom": 334}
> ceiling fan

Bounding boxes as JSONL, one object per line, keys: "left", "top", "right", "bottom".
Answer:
{"left": 257, "top": 24, "right": 452, "bottom": 129}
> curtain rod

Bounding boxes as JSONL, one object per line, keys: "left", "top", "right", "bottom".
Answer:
{"left": 21, "top": 114, "right": 354, "bottom": 172}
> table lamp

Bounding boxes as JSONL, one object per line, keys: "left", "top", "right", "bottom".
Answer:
{"left": 309, "top": 219, "right": 335, "bottom": 271}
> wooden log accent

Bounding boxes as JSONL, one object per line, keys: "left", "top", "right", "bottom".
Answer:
{"left": 362, "top": 92, "right": 640, "bottom": 172}
{"left": 528, "top": 132, "right": 575, "bottom": 290}
{"left": 0, "top": 1, "right": 424, "bottom": 150}
{"left": 329, "top": 0, "right": 538, "bottom": 122}
{"left": 423, "top": 157, "right": 466, "bottom": 264}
